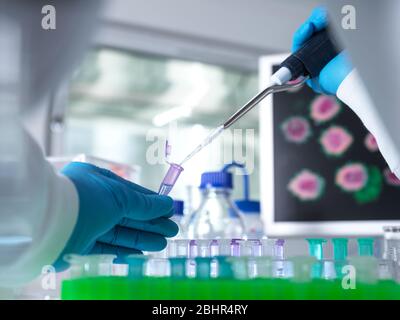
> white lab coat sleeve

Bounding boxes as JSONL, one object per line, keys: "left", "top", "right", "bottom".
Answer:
{"left": 337, "top": 69, "right": 400, "bottom": 178}
{"left": 0, "top": 129, "right": 79, "bottom": 288}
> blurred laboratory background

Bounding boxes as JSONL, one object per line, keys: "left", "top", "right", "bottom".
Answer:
{"left": 15, "top": 1, "right": 400, "bottom": 300}
{"left": 28, "top": 0, "right": 318, "bottom": 206}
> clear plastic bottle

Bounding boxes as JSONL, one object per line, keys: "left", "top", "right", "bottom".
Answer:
{"left": 226, "top": 208, "right": 245, "bottom": 238}
{"left": 235, "top": 200, "right": 264, "bottom": 239}
{"left": 223, "top": 162, "right": 263, "bottom": 239}
{"left": 187, "top": 170, "right": 245, "bottom": 239}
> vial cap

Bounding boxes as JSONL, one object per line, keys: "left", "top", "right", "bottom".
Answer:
{"left": 173, "top": 200, "right": 184, "bottom": 216}
{"left": 200, "top": 171, "right": 233, "bottom": 189}
{"left": 234, "top": 200, "right": 260, "bottom": 214}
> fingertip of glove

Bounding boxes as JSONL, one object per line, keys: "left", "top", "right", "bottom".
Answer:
{"left": 309, "top": 6, "right": 328, "bottom": 30}
{"left": 61, "top": 161, "right": 97, "bottom": 175}
{"left": 160, "top": 237, "right": 168, "bottom": 250}
{"left": 146, "top": 237, "right": 167, "bottom": 252}
{"left": 292, "top": 23, "right": 313, "bottom": 52}
{"left": 156, "top": 194, "right": 174, "bottom": 210}
{"left": 167, "top": 220, "right": 179, "bottom": 238}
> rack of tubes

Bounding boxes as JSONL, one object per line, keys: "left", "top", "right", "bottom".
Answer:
{"left": 61, "top": 238, "right": 400, "bottom": 300}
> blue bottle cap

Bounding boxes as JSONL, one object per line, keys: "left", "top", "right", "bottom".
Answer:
{"left": 234, "top": 200, "right": 260, "bottom": 214}
{"left": 200, "top": 171, "right": 233, "bottom": 189}
{"left": 173, "top": 200, "right": 184, "bottom": 216}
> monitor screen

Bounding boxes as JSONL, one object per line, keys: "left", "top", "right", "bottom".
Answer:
{"left": 259, "top": 55, "right": 400, "bottom": 237}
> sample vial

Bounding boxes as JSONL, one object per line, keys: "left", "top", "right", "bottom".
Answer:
{"left": 383, "top": 226, "right": 400, "bottom": 261}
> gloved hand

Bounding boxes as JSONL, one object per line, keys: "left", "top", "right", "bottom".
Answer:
{"left": 54, "top": 162, "right": 178, "bottom": 270}
{"left": 292, "top": 7, "right": 353, "bottom": 95}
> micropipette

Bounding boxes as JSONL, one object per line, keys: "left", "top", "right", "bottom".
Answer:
{"left": 158, "top": 27, "right": 339, "bottom": 195}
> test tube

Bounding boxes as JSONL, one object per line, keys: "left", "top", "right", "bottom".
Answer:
{"left": 158, "top": 163, "right": 184, "bottom": 195}
{"left": 307, "top": 238, "right": 326, "bottom": 260}
{"left": 187, "top": 240, "right": 198, "bottom": 277}
{"left": 274, "top": 239, "right": 285, "bottom": 259}
{"left": 228, "top": 257, "right": 249, "bottom": 280}
{"left": 197, "top": 239, "right": 211, "bottom": 257}
{"left": 214, "top": 256, "right": 234, "bottom": 278}
{"left": 169, "top": 257, "right": 187, "bottom": 279}
{"left": 260, "top": 238, "right": 275, "bottom": 257}
{"left": 306, "top": 238, "right": 326, "bottom": 278}
{"left": 243, "top": 240, "right": 262, "bottom": 277}
{"left": 146, "top": 257, "right": 170, "bottom": 277}
{"left": 322, "top": 260, "right": 337, "bottom": 280}
{"left": 252, "top": 257, "right": 273, "bottom": 278}
{"left": 216, "top": 239, "right": 231, "bottom": 256}
{"left": 217, "top": 239, "right": 244, "bottom": 256}
{"left": 291, "top": 256, "right": 316, "bottom": 283}
{"left": 210, "top": 240, "right": 219, "bottom": 277}
{"left": 125, "top": 254, "right": 148, "bottom": 278}
{"left": 171, "top": 239, "right": 189, "bottom": 257}
{"left": 383, "top": 226, "right": 400, "bottom": 261}
{"left": 64, "top": 254, "right": 116, "bottom": 278}
{"left": 357, "top": 238, "right": 375, "bottom": 256}
{"left": 244, "top": 239, "right": 262, "bottom": 257}
{"left": 210, "top": 239, "right": 219, "bottom": 256}
{"left": 332, "top": 238, "right": 348, "bottom": 279}
{"left": 112, "top": 264, "right": 129, "bottom": 276}
{"left": 195, "top": 257, "right": 212, "bottom": 279}
{"left": 166, "top": 239, "right": 176, "bottom": 257}
{"left": 272, "top": 239, "right": 285, "bottom": 277}
{"left": 377, "top": 259, "right": 396, "bottom": 281}
{"left": 188, "top": 239, "right": 198, "bottom": 258}
{"left": 332, "top": 238, "right": 348, "bottom": 260}
{"left": 231, "top": 239, "right": 242, "bottom": 257}
{"left": 348, "top": 256, "right": 379, "bottom": 284}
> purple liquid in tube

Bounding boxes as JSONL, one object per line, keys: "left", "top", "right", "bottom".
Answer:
{"left": 189, "top": 240, "right": 198, "bottom": 258}
{"left": 158, "top": 163, "right": 184, "bottom": 195}
{"left": 158, "top": 126, "right": 223, "bottom": 196}
{"left": 231, "top": 239, "right": 242, "bottom": 257}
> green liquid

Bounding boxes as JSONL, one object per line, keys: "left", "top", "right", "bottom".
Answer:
{"left": 61, "top": 277, "right": 400, "bottom": 300}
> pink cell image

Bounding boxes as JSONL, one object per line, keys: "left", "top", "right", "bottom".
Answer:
{"left": 320, "top": 126, "right": 353, "bottom": 157}
{"left": 288, "top": 169, "right": 325, "bottom": 201}
{"left": 310, "top": 95, "right": 341, "bottom": 123}
{"left": 281, "top": 116, "right": 311, "bottom": 144}
{"left": 364, "top": 133, "right": 379, "bottom": 152}
{"left": 335, "top": 163, "right": 368, "bottom": 192}
{"left": 383, "top": 168, "right": 400, "bottom": 186}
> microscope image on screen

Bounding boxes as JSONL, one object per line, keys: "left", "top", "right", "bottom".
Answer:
{"left": 272, "top": 66, "right": 400, "bottom": 222}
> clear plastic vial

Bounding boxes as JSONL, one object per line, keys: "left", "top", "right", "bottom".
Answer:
{"left": 187, "top": 170, "right": 245, "bottom": 239}
{"left": 383, "top": 226, "right": 400, "bottom": 262}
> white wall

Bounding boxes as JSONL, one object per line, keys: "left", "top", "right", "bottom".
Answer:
{"left": 101, "top": 0, "right": 319, "bottom": 52}
{"left": 96, "top": 0, "right": 321, "bottom": 70}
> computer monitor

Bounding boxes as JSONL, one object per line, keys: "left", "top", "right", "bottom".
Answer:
{"left": 259, "top": 54, "right": 400, "bottom": 237}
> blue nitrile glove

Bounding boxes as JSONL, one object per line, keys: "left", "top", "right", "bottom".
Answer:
{"left": 292, "top": 7, "right": 353, "bottom": 95}
{"left": 54, "top": 162, "right": 178, "bottom": 270}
